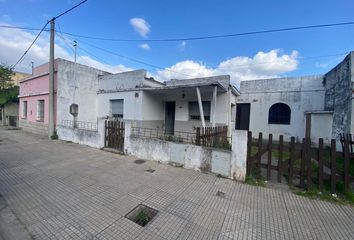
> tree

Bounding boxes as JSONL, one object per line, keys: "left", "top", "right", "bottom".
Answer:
{"left": 0, "top": 65, "right": 17, "bottom": 105}
{"left": 0, "top": 65, "right": 14, "bottom": 90}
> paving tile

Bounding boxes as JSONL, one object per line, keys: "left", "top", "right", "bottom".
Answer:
{"left": 0, "top": 129, "right": 353, "bottom": 240}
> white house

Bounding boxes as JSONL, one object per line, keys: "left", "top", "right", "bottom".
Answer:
{"left": 96, "top": 70, "right": 239, "bottom": 137}
{"left": 236, "top": 51, "right": 354, "bottom": 145}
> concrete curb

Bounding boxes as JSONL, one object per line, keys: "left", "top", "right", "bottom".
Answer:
{"left": 0, "top": 195, "right": 32, "bottom": 240}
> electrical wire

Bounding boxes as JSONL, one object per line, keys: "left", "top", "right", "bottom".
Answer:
{"left": 2, "top": 20, "right": 354, "bottom": 43}
{"left": 54, "top": 21, "right": 354, "bottom": 42}
{"left": 11, "top": 0, "right": 89, "bottom": 69}
{"left": 11, "top": 22, "right": 49, "bottom": 69}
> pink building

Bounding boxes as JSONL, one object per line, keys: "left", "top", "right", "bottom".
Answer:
{"left": 19, "top": 59, "right": 108, "bottom": 135}
{"left": 19, "top": 61, "right": 58, "bottom": 135}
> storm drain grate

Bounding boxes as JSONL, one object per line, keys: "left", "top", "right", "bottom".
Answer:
{"left": 134, "top": 159, "right": 146, "bottom": 164}
{"left": 216, "top": 191, "right": 226, "bottom": 198}
{"left": 125, "top": 204, "right": 159, "bottom": 227}
{"left": 146, "top": 169, "right": 155, "bottom": 173}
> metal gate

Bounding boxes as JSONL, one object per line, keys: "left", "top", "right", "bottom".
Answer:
{"left": 104, "top": 120, "right": 125, "bottom": 152}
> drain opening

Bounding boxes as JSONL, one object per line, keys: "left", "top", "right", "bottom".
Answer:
{"left": 146, "top": 169, "right": 155, "bottom": 173}
{"left": 216, "top": 191, "right": 226, "bottom": 198}
{"left": 125, "top": 204, "right": 159, "bottom": 227}
{"left": 134, "top": 159, "right": 146, "bottom": 164}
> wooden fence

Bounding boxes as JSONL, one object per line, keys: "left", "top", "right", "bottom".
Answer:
{"left": 247, "top": 132, "right": 354, "bottom": 193}
{"left": 196, "top": 126, "right": 229, "bottom": 148}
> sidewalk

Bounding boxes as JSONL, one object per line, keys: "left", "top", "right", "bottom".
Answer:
{"left": 0, "top": 129, "right": 353, "bottom": 239}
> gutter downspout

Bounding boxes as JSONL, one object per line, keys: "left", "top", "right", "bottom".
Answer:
{"left": 196, "top": 87, "right": 206, "bottom": 128}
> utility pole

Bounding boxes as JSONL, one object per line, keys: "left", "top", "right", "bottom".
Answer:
{"left": 73, "top": 40, "right": 77, "bottom": 63}
{"left": 48, "top": 18, "right": 55, "bottom": 139}
{"left": 31, "top": 62, "right": 34, "bottom": 75}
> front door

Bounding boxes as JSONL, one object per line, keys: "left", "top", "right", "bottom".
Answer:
{"left": 236, "top": 103, "right": 250, "bottom": 130}
{"left": 165, "top": 102, "right": 175, "bottom": 135}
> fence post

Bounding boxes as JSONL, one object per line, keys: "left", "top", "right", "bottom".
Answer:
{"left": 196, "top": 127, "right": 200, "bottom": 145}
{"left": 104, "top": 120, "right": 107, "bottom": 147}
{"left": 306, "top": 138, "right": 312, "bottom": 191}
{"left": 318, "top": 138, "right": 324, "bottom": 192}
{"left": 300, "top": 138, "right": 306, "bottom": 188}
{"left": 344, "top": 138, "right": 349, "bottom": 193}
{"left": 289, "top": 137, "right": 295, "bottom": 186}
{"left": 267, "top": 134, "right": 273, "bottom": 181}
{"left": 331, "top": 139, "right": 336, "bottom": 194}
{"left": 246, "top": 131, "right": 252, "bottom": 176}
{"left": 278, "top": 135, "right": 283, "bottom": 183}
{"left": 257, "top": 132, "right": 263, "bottom": 179}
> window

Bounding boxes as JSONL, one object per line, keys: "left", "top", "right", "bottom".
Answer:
{"left": 189, "top": 101, "right": 210, "bottom": 121}
{"left": 268, "top": 103, "right": 291, "bottom": 124}
{"left": 22, "top": 101, "right": 27, "bottom": 119}
{"left": 36, "top": 100, "right": 45, "bottom": 122}
{"left": 111, "top": 99, "right": 124, "bottom": 119}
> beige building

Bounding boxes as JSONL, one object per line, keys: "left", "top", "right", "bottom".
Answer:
{"left": 11, "top": 71, "right": 31, "bottom": 86}
{"left": 0, "top": 71, "right": 30, "bottom": 127}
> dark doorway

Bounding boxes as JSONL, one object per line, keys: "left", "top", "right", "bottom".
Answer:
{"left": 236, "top": 103, "right": 250, "bottom": 130}
{"left": 165, "top": 102, "right": 175, "bottom": 135}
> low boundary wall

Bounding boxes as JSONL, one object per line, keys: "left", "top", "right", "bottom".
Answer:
{"left": 125, "top": 122, "right": 247, "bottom": 181}
{"left": 57, "top": 120, "right": 105, "bottom": 149}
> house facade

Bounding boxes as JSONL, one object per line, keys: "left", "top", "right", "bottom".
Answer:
{"left": 236, "top": 51, "right": 354, "bottom": 145}
{"left": 95, "top": 70, "right": 239, "bottom": 136}
{"left": 19, "top": 59, "right": 108, "bottom": 135}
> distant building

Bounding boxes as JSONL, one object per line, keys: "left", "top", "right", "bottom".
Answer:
{"left": 0, "top": 71, "right": 30, "bottom": 127}
{"left": 236, "top": 52, "right": 354, "bottom": 146}
{"left": 11, "top": 71, "right": 31, "bottom": 86}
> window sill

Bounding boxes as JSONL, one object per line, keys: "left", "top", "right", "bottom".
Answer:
{"left": 36, "top": 120, "right": 44, "bottom": 122}
{"left": 268, "top": 123, "right": 291, "bottom": 125}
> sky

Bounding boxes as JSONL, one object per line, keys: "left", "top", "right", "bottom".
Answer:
{"left": 1, "top": 0, "right": 354, "bottom": 86}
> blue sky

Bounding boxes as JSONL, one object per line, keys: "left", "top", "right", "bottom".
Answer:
{"left": 1, "top": 0, "right": 354, "bottom": 84}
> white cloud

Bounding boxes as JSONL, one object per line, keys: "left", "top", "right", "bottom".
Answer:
{"left": 139, "top": 43, "right": 151, "bottom": 51}
{"left": 157, "top": 49, "right": 299, "bottom": 85}
{"left": 129, "top": 18, "right": 150, "bottom": 38}
{"left": 178, "top": 41, "right": 187, "bottom": 51}
{"left": 0, "top": 23, "right": 131, "bottom": 74}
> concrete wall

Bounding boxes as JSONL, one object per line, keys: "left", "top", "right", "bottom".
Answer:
{"left": 125, "top": 121, "right": 248, "bottom": 181}
{"left": 324, "top": 53, "right": 353, "bottom": 139}
{"left": 239, "top": 75, "right": 326, "bottom": 141}
{"left": 98, "top": 70, "right": 152, "bottom": 91}
{"left": 56, "top": 59, "right": 109, "bottom": 125}
{"left": 309, "top": 112, "right": 333, "bottom": 145}
{"left": 57, "top": 120, "right": 105, "bottom": 149}
{"left": 1, "top": 102, "right": 19, "bottom": 126}
{"left": 19, "top": 119, "right": 48, "bottom": 135}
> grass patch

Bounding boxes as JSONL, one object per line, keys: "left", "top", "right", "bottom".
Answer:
{"left": 291, "top": 185, "right": 354, "bottom": 205}
{"left": 245, "top": 172, "right": 266, "bottom": 187}
{"left": 65, "top": 141, "right": 73, "bottom": 143}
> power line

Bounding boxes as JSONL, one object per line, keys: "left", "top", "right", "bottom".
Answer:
{"left": 11, "top": 22, "right": 49, "bottom": 69}
{"left": 59, "top": 21, "right": 354, "bottom": 42}
{"left": 76, "top": 38, "right": 194, "bottom": 78}
{"left": 11, "top": 0, "right": 89, "bottom": 69}
{"left": 54, "top": 0, "right": 89, "bottom": 20}
{"left": 2, "top": 20, "right": 354, "bottom": 43}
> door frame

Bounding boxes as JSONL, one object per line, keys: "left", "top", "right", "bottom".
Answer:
{"left": 165, "top": 101, "right": 176, "bottom": 135}
{"left": 236, "top": 103, "right": 251, "bottom": 130}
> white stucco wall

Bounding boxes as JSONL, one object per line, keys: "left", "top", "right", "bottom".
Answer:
{"left": 238, "top": 75, "right": 326, "bottom": 141}
{"left": 310, "top": 112, "right": 333, "bottom": 145}
{"left": 57, "top": 119, "right": 105, "bottom": 148}
{"left": 97, "top": 90, "right": 143, "bottom": 120}
{"left": 57, "top": 59, "right": 109, "bottom": 125}
{"left": 125, "top": 122, "right": 248, "bottom": 181}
